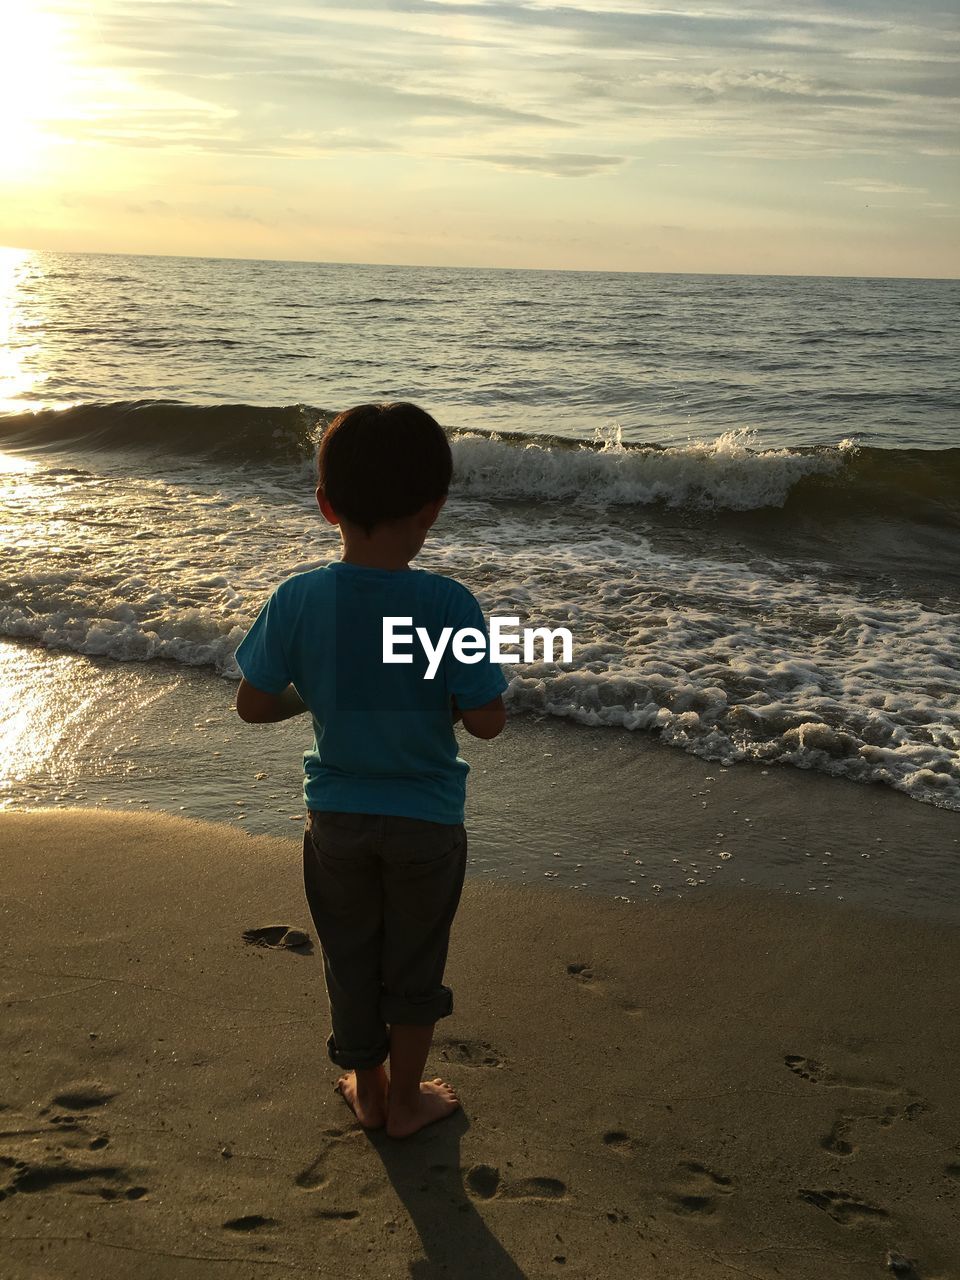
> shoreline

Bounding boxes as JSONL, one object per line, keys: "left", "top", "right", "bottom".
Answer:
{"left": 3, "top": 636, "right": 960, "bottom": 923}
{"left": 1, "top": 807, "right": 958, "bottom": 1279}
{"left": 1, "top": 637, "right": 959, "bottom": 923}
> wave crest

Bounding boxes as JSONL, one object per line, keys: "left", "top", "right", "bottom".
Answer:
{"left": 0, "top": 400, "right": 325, "bottom": 463}
{"left": 1, "top": 401, "right": 957, "bottom": 523}
{"left": 452, "top": 427, "right": 846, "bottom": 511}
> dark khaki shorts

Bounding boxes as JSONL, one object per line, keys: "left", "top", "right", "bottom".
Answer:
{"left": 303, "top": 810, "right": 468, "bottom": 1071}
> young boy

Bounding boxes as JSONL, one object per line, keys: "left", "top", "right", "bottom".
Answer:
{"left": 234, "top": 402, "right": 507, "bottom": 1140}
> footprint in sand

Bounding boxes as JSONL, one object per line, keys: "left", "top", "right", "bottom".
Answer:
{"left": 436, "top": 1038, "right": 505, "bottom": 1068}
{"left": 465, "top": 1164, "right": 568, "bottom": 1203}
{"left": 601, "top": 1130, "right": 644, "bottom": 1157}
{"left": 798, "top": 1187, "right": 888, "bottom": 1225}
{"left": 0, "top": 1154, "right": 144, "bottom": 1202}
{"left": 1, "top": 1088, "right": 146, "bottom": 1205}
{"left": 820, "top": 1098, "right": 928, "bottom": 1158}
{"left": 41, "top": 1082, "right": 117, "bottom": 1113}
{"left": 618, "top": 1002, "right": 647, "bottom": 1020}
{"left": 223, "top": 1214, "right": 278, "bottom": 1231}
{"left": 242, "top": 926, "right": 312, "bottom": 952}
{"left": 294, "top": 1129, "right": 365, "bottom": 1223}
{"left": 295, "top": 1127, "right": 362, "bottom": 1192}
{"left": 566, "top": 962, "right": 605, "bottom": 994}
{"left": 295, "top": 1156, "right": 330, "bottom": 1192}
{"left": 100, "top": 1185, "right": 148, "bottom": 1201}
{"left": 785, "top": 1053, "right": 930, "bottom": 1157}
{"left": 21, "top": 1086, "right": 117, "bottom": 1145}
{"left": 48, "top": 1115, "right": 80, "bottom": 1130}
{"left": 664, "top": 1161, "right": 735, "bottom": 1217}
{"left": 783, "top": 1054, "right": 900, "bottom": 1094}
{"left": 820, "top": 1116, "right": 857, "bottom": 1156}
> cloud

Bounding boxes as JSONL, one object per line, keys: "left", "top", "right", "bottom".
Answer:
{"left": 826, "top": 178, "right": 928, "bottom": 195}
{"left": 465, "top": 151, "right": 626, "bottom": 176}
{"left": 267, "top": 74, "right": 568, "bottom": 130}
{"left": 123, "top": 197, "right": 278, "bottom": 227}
{"left": 12, "top": 0, "right": 958, "bottom": 275}
{"left": 43, "top": 0, "right": 958, "bottom": 169}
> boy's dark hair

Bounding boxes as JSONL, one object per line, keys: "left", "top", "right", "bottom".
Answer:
{"left": 318, "top": 402, "right": 452, "bottom": 534}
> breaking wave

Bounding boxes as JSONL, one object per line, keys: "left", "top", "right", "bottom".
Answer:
{"left": 2, "top": 399, "right": 957, "bottom": 524}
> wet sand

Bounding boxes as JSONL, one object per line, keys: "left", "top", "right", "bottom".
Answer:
{"left": 3, "top": 635, "right": 960, "bottom": 923}
{"left": 1, "top": 809, "right": 958, "bottom": 1279}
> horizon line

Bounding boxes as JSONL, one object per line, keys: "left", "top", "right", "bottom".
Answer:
{"left": 1, "top": 242, "right": 956, "bottom": 285}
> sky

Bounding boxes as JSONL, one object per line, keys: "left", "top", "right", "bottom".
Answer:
{"left": 0, "top": 0, "right": 957, "bottom": 276}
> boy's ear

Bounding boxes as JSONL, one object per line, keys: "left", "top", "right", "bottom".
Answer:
{"left": 316, "top": 487, "right": 340, "bottom": 526}
{"left": 418, "top": 496, "right": 447, "bottom": 528}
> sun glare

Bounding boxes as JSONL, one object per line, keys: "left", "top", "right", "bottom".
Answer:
{"left": 0, "top": 246, "right": 44, "bottom": 411}
{"left": 0, "top": 3, "right": 75, "bottom": 181}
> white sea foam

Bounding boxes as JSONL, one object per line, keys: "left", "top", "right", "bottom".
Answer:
{"left": 422, "top": 510, "right": 960, "bottom": 811}
{"left": 0, "top": 463, "right": 317, "bottom": 674}
{"left": 1, "top": 456, "right": 958, "bottom": 811}
{"left": 451, "top": 427, "right": 846, "bottom": 510}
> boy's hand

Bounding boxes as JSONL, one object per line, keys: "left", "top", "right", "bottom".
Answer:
{"left": 236, "top": 679, "right": 309, "bottom": 723}
{"left": 455, "top": 695, "right": 506, "bottom": 740}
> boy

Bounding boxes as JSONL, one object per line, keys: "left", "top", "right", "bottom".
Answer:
{"left": 234, "top": 402, "right": 507, "bottom": 1140}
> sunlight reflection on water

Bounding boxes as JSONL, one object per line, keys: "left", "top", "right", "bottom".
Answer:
{"left": 0, "top": 642, "right": 62, "bottom": 792}
{"left": 0, "top": 247, "right": 44, "bottom": 412}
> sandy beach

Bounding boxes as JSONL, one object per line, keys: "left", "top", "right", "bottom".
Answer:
{"left": 2, "top": 808, "right": 958, "bottom": 1280}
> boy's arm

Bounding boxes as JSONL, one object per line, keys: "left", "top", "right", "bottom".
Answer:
{"left": 445, "top": 584, "right": 508, "bottom": 739}
{"left": 236, "top": 678, "right": 309, "bottom": 723}
{"left": 453, "top": 694, "right": 506, "bottom": 740}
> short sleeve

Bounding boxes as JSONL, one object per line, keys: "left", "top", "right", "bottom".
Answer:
{"left": 235, "top": 589, "right": 292, "bottom": 694}
{"left": 444, "top": 588, "right": 509, "bottom": 711}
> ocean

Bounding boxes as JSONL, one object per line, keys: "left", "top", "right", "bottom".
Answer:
{"left": 1, "top": 249, "right": 958, "bottom": 872}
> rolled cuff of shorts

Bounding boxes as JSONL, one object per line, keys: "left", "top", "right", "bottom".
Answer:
{"left": 380, "top": 985, "right": 454, "bottom": 1026}
{"left": 325, "top": 1033, "right": 390, "bottom": 1071}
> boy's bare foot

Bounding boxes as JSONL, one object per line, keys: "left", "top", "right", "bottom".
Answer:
{"left": 386, "top": 1078, "right": 460, "bottom": 1139}
{"left": 335, "top": 1064, "right": 389, "bottom": 1129}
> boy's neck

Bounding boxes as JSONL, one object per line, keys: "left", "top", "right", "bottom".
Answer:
{"left": 338, "top": 523, "right": 420, "bottom": 571}
{"left": 340, "top": 548, "right": 411, "bottom": 571}
{"left": 323, "top": 503, "right": 441, "bottom": 571}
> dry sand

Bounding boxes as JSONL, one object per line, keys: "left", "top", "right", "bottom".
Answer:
{"left": 1, "top": 809, "right": 958, "bottom": 1280}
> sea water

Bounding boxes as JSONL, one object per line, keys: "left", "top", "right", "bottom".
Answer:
{"left": 1, "top": 249, "right": 958, "bottom": 822}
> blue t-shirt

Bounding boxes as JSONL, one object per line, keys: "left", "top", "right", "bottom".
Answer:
{"left": 234, "top": 562, "right": 508, "bottom": 824}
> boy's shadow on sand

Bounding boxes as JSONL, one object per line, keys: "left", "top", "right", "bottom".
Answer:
{"left": 366, "top": 1110, "right": 528, "bottom": 1280}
